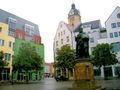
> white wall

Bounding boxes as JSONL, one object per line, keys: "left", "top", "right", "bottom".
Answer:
{"left": 53, "top": 21, "right": 73, "bottom": 60}
{"left": 106, "top": 7, "right": 120, "bottom": 39}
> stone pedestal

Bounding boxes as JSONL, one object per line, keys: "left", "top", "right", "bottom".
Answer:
{"left": 69, "top": 59, "right": 100, "bottom": 90}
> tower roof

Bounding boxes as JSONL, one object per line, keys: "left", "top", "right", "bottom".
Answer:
{"left": 68, "top": 3, "right": 80, "bottom": 17}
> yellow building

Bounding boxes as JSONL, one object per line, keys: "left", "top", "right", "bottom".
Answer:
{"left": 0, "top": 22, "right": 14, "bottom": 80}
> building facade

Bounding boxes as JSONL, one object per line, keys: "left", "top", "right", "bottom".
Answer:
{"left": 54, "top": 3, "right": 80, "bottom": 60}
{"left": 98, "top": 6, "right": 120, "bottom": 78}
{"left": 54, "top": 3, "right": 120, "bottom": 79}
{"left": 0, "top": 9, "right": 44, "bottom": 81}
{"left": 13, "top": 38, "right": 44, "bottom": 80}
{"left": 72, "top": 20, "right": 102, "bottom": 55}
{"left": 0, "top": 22, "right": 14, "bottom": 80}
{"left": 44, "top": 63, "right": 54, "bottom": 77}
{"left": 53, "top": 3, "right": 80, "bottom": 79}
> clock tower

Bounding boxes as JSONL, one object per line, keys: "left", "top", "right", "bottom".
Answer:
{"left": 68, "top": 3, "right": 81, "bottom": 26}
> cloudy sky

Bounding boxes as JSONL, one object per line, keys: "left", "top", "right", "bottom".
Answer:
{"left": 1, "top": 0, "right": 120, "bottom": 62}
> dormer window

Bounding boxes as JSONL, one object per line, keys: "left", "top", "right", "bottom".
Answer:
{"left": 8, "top": 17, "right": 17, "bottom": 24}
{"left": 24, "top": 24, "right": 34, "bottom": 35}
{"left": 24, "top": 24, "right": 34, "bottom": 31}
{"left": 83, "top": 24, "right": 91, "bottom": 28}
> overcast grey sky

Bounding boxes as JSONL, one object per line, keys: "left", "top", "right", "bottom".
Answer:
{"left": 1, "top": 0, "right": 120, "bottom": 62}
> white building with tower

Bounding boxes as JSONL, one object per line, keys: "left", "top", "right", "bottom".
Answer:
{"left": 53, "top": 3, "right": 81, "bottom": 60}
{"left": 54, "top": 2, "right": 120, "bottom": 78}
{"left": 53, "top": 3, "right": 81, "bottom": 79}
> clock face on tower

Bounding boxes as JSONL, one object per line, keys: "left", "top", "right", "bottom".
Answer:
{"left": 69, "top": 10, "right": 74, "bottom": 15}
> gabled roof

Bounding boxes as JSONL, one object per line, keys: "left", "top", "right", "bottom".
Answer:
{"left": 105, "top": 6, "right": 120, "bottom": 24}
{"left": 73, "top": 20, "right": 101, "bottom": 32}
{"left": 82, "top": 20, "right": 100, "bottom": 29}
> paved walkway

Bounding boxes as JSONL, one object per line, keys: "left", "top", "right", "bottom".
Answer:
{"left": 0, "top": 78, "right": 72, "bottom": 90}
{"left": 0, "top": 78, "right": 120, "bottom": 90}
{"left": 97, "top": 79, "right": 120, "bottom": 89}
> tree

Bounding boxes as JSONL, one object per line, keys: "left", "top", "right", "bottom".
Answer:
{"left": 91, "top": 43, "right": 118, "bottom": 79}
{"left": 13, "top": 43, "right": 43, "bottom": 83}
{"left": 0, "top": 51, "right": 8, "bottom": 68}
{"left": 0, "top": 51, "right": 4, "bottom": 67}
{"left": 0, "top": 51, "right": 8, "bottom": 81}
{"left": 54, "top": 45, "right": 76, "bottom": 76}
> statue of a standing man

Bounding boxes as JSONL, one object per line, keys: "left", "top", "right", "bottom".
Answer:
{"left": 75, "top": 26, "right": 89, "bottom": 59}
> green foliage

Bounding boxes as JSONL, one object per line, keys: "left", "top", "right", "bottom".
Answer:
{"left": 0, "top": 51, "right": 8, "bottom": 67}
{"left": 91, "top": 43, "right": 118, "bottom": 68}
{"left": 100, "top": 29, "right": 106, "bottom": 33}
{"left": 0, "top": 51, "right": 4, "bottom": 60}
{"left": 54, "top": 44, "right": 76, "bottom": 69}
{"left": 0, "top": 51, "right": 4, "bottom": 67}
{"left": 13, "top": 43, "right": 43, "bottom": 72}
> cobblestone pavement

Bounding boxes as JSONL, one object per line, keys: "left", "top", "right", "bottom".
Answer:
{"left": 0, "top": 78, "right": 120, "bottom": 90}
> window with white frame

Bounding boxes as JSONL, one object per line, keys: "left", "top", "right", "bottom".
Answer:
{"left": 4, "top": 53, "right": 11, "bottom": 61}
{"left": 0, "top": 27, "right": 2, "bottom": 32}
{"left": 8, "top": 17, "right": 17, "bottom": 31}
{"left": 56, "top": 48, "right": 59, "bottom": 53}
{"left": 119, "top": 32, "right": 120, "bottom": 36}
{"left": 61, "top": 39, "right": 63, "bottom": 44}
{"left": 90, "top": 38, "right": 94, "bottom": 43}
{"left": 1, "top": 69, "right": 10, "bottom": 80}
{"left": 111, "top": 23, "right": 116, "bottom": 28}
{"left": 64, "top": 30, "right": 65, "bottom": 35}
{"left": 110, "top": 33, "right": 113, "bottom": 38}
{"left": 24, "top": 24, "right": 34, "bottom": 35}
{"left": 117, "top": 13, "right": 120, "bottom": 19}
{"left": 58, "top": 33, "right": 60, "bottom": 37}
{"left": 87, "top": 31, "right": 91, "bottom": 34}
{"left": 114, "top": 32, "right": 118, "bottom": 37}
{"left": 9, "top": 41, "right": 12, "bottom": 47}
{"left": 66, "top": 36, "right": 69, "bottom": 42}
{"left": 93, "top": 30, "right": 96, "bottom": 33}
{"left": 9, "top": 31, "right": 15, "bottom": 37}
{"left": 8, "top": 17, "right": 17, "bottom": 24}
{"left": 56, "top": 41, "right": 58, "bottom": 46}
{"left": 18, "top": 33, "right": 22, "bottom": 39}
{"left": 24, "top": 24, "right": 34, "bottom": 31}
{"left": 117, "top": 22, "right": 120, "bottom": 27}
{"left": 37, "top": 39, "right": 40, "bottom": 44}
{"left": 0, "top": 39, "right": 4, "bottom": 46}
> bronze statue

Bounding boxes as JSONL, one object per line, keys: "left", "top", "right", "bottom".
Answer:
{"left": 75, "top": 26, "right": 89, "bottom": 59}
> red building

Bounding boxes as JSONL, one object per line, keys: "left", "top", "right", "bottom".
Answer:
{"left": 44, "top": 63, "right": 54, "bottom": 77}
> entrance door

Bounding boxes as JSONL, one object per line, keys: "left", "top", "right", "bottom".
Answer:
{"left": 104, "top": 67, "right": 112, "bottom": 77}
